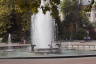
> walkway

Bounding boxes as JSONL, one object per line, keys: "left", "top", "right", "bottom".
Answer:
{"left": 0, "top": 57, "right": 96, "bottom": 64}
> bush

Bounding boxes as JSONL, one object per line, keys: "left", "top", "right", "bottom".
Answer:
{"left": 73, "top": 28, "right": 87, "bottom": 40}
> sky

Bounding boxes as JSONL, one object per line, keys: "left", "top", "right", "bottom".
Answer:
{"left": 60, "top": 0, "right": 92, "bottom": 5}
{"left": 81, "top": 0, "right": 92, "bottom": 5}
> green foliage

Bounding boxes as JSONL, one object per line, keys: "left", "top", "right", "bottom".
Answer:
{"left": 61, "top": 0, "right": 71, "bottom": 16}
{"left": 61, "top": 0, "right": 78, "bottom": 16}
{"left": 16, "top": 0, "right": 41, "bottom": 13}
{"left": 83, "top": 5, "right": 92, "bottom": 12}
{"left": 74, "top": 28, "right": 87, "bottom": 40}
{"left": 50, "top": 0, "right": 60, "bottom": 5}
{"left": 0, "top": 0, "right": 61, "bottom": 41}
{"left": 61, "top": 0, "right": 93, "bottom": 40}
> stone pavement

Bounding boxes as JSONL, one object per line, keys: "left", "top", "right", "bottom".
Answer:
{"left": 0, "top": 57, "right": 96, "bottom": 64}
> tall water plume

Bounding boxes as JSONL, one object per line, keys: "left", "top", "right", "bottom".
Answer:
{"left": 31, "top": 0, "right": 55, "bottom": 49}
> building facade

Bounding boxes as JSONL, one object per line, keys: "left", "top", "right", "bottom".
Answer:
{"left": 81, "top": 0, "right": 96, "bottom": 23}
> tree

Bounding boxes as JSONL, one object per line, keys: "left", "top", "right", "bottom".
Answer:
{"left": 61, "top": 0, "right": 92, "bottom": 40}
{"left": 0, "top": 0, "right": 61, "bottom": 42}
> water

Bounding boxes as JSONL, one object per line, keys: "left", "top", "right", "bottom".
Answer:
{"left": 0, "top": 48, "right": 96, "bottom": 58}
{"left": 31, "top": 0, "right": 55, "bottom": 49}
{"left": 6, "top": 33, "right": 13, "bottom": 52}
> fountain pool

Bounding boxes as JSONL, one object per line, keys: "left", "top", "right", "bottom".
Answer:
{"left": 0, "top": 47, "right": 96, "bottom": 58}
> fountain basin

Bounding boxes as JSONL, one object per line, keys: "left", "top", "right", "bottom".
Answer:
{"left": 0, "top": 47, "right": 96, "bottom": 58}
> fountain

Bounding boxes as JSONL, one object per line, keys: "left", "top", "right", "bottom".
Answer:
{"left": 6, "top": 33, "right": 14, "bottom": 52}
{"left": 31, "top": 0, "right": 56, "bottom": 50}
{"left": 0, "top": 0, "right": 96, "bottom": 58}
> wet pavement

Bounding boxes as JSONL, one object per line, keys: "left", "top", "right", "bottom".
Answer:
{"left": 0, "top": 57, "right": 96, "bottom": 64}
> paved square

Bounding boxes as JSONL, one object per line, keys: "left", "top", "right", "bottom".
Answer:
{"left": 0, "top": 57, "right": 96, "bottom": 64}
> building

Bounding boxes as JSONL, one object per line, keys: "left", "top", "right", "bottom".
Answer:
{"left": 60, "top": 0, "right": 96, "bottom": 23}
{"left": 80, "top": 0, "right": 96, "bottom": 23}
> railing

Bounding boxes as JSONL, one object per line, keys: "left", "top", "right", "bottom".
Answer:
{"left": 61, "top": 41, "right": 96, "bottom": 50}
